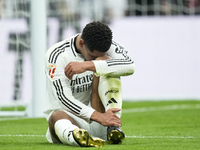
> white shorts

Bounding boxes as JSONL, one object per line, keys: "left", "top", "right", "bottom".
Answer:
{"left": 45, "top": 110, "right": 107, "bottom": 143}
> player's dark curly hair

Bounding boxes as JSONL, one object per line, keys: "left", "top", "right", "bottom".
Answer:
{"left": 81, "top": 21, "right": 113, "bottom": 52}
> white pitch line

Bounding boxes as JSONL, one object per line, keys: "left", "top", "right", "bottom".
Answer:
{"left": 0, "top": 134, "right": 199, "bottom": 139}
{"left": 0, "top": 134, "right": 45, "bottom": 137}
{"left": 126, "top": 135, "right": 199, "bottom": 139}
{"left": 122, "top": 104, "right": 200, "bottom": 113}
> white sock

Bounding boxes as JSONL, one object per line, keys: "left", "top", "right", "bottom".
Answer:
{"left": 54, "top": 119, "right": 79, "bottom": 146}
{"left": 98, "top": 76, "right": 122, "bottom": 118}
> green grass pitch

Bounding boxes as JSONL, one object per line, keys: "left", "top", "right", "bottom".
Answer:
{"left": 0, "top": 100, "right": 200, "bottom": 150}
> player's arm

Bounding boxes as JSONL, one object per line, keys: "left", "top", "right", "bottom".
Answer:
{"left": 45, "top": 46, "right": 94, "bottom": 123}
{"left": 64, "top": 55, "right": 112, "bottom": 80}
{"left": 64, "top": 61, "right": 95, "bottom": 80}
{"left": 65, "top": 42, "right": 135, "bottom": 79}
{"left": 93, "top": 41, "right": 135, "bottom": 77}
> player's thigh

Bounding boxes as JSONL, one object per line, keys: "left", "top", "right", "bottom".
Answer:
{"left": 46, "top": 110, "right": 89, "bottom": 130}
{"left": 49, "top": 110, "right": 80, "bottom": 127}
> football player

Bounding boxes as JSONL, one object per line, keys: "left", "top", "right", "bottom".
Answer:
{"left": 44, "top": 21, "right": 135, "bottom": 147}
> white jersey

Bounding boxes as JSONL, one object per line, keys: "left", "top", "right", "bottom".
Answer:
{"left": 44, "top": 34, "right": 135, "bottom": 123}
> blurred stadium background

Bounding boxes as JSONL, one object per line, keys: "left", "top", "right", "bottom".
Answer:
{"left": 0, "top": 0, "right": 200, "bottom": 117}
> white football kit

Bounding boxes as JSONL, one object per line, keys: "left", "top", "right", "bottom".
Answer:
{"left": 44, "top": 34, "right": 135, "bottom": 142}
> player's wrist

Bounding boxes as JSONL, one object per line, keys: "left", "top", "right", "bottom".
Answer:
{"left": 83, "top": 61, "right": 96, "bottom": 72}
{"left": 90, "top": 111, "right": 103, "bottom": 123}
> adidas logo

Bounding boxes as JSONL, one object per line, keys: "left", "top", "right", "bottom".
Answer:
{"left": 106, "top": 98, "right": 117, "bottom": 106}
{"left": 67, "top": 131, "right": 73, "bottom": 140}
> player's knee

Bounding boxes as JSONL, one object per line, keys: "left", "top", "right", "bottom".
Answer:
{"left": 49, "top": 111, "right": 69, "bottom": 125}
{"left": 95, "top": 56, "right": 111, "bottom": 60}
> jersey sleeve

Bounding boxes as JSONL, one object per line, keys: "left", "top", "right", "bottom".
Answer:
{"left": 45, "top": 43, "right": 95, "bottom": 123}
{"left": 93, "top": 41, "right": 135, "bottom": 77}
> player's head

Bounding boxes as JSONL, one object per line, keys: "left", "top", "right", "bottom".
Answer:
{"left": 81, "top": 21, "right": 113, "bottom": 53}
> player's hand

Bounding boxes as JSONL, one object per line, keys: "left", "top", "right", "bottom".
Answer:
{"left": 65, "top": 62, "right": 86, "bottom": 80}
{"left": 91, "top": 108, "right": 122, "bottom": 127}
{"left": 65, "top": 61, "right": 96, "bottom": 80}
{"left": 102, "top": 108, "right": 122, "bottom": 127}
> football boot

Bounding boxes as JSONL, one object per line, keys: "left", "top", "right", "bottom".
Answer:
{"left": 107, "top": 126, "right": 125, "bottom": 144}
{"left": 73, "top": 128, "right": 104, "bottom": 147}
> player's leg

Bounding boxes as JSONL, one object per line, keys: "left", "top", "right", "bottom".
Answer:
{"left": 48, "top": 111, "right": 104, "bottom": 147}
{"left": 98, "top": 76, "right": 125, "bottom": 144}
{"left": 48, "top": 111, "right": 80, "bottom": 146}
{"left": 98, "top": 76, "right": 122, "bottom": 118}
{"left": 91, "top": 56, "right": 125, "bottom": 144}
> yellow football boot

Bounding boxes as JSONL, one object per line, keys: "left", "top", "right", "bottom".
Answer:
{"left": 107, "top": 126, "right": 125, "bottom": 144}
{"left": 73, "top": 128, "right": 105, "bottom": 147}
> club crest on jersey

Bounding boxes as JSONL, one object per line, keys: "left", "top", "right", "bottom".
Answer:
{"left": 48, "top": 64, "right": 57, "bottom": 78}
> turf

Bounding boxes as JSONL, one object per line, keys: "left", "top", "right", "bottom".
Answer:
{"left": 0, "top": 100, "right": 200, "bottom": 150}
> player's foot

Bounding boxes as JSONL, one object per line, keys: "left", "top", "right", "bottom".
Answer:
{"left": 73, "top": 128, "right": 104, "bottom": 147}
{"left": 107, "top": 126, "right": 125, "bottom": 144}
